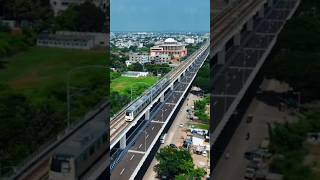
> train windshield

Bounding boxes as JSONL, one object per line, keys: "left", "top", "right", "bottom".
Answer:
{"left": 126, "top": 111, "right": 132, "bottom": 116}
{"left": 50, "top": 156, "right": 71, "bottom": 173}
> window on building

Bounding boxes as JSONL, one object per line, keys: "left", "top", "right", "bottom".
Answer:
{"left": 61, "top": 2, "right": 69, "bottom": 6}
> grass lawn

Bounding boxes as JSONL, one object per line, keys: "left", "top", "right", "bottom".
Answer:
{"left": 111, "top": 76, "right": 158, "bottom": 95}
{"left": 191, "top": 123, "right": 209, "bottom": 130}
{"left": 0, "top": 46, "right": 106, "bottom": 96}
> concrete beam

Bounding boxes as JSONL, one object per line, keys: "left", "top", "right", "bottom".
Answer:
{"left": 247, "top": 18, "right": 254, "bottom": 31}
{"left": 145, "top": 109, "right": 150, "bottom": 120}
{"left": 120, "top": 134, "right": 126, "bottom": 149}
{"left": 258, "top": 6, "right": 265, "bottom": 18}
{"left": 234, "top": 32, "right": 241, "bottom": 46}
{"left": 217, "top": 48, "right": 226, "bottom": 65}
{"left": 160, "top": 94, "right": 164, "bottom": 102}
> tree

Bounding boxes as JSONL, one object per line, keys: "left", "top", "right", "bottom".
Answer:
{"left": 54, "top": 1, "right": 105, "bottom": 32}
{"left": 193, "top": 62, "right": 209, "bottom": 93}
{"left": 73, "top": 1, "right": 105, "bottom": 32}
{"left": 128, "top": 62, "right": 143, "bottom": 71}
{"left": 154, "top": 146, "right": 206, "bottom": 179}
{"left": 54, "top": 7, "right": 78, "bottom": 31}
{"left": 2, "top": 0, "right": 53, "bottom": 25}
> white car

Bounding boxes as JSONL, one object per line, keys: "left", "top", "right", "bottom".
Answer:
{"left": 244, "top": 167, "right": 256, "bottom": 179}
{"left": 179, "top": 124, "right": 184, "bottom": 128}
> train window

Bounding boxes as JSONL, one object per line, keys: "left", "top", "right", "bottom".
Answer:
{"left": 61, "top": 161, "right": 70, "bottom": 173}
{"left": 82, "top": 152, "right": 87, "bottom": 161}
{"left": 103, "top": 132, "right": 107, "bottom": 142}
{"left": 89, "top": 145, "right": 95, "bottom": 155}
{"left": 96, "top": 139, "right": 101, "bottom": 149}
{"left": 50, "top": 158, "right": 69, "bottom": 173}
{"left": 50, "top": 158, "right": 62, "bottom": 172}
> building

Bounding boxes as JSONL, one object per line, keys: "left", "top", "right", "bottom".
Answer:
{"left": 37, "top": 31, "right": 107, "bottom": 50}
{"left": 0, "top": 19, "right": 16, "bottom": 29}
{"left": 125, "top": 53, "right": 150, "bottom": 66}
{"left": 149, "top": 54, "right": 171, "bottom": 64}
{"left": 185, "top": 38, "right": 195, "bottom": 44}
{"left": 150, "top": 38, "right": 187, "bottom": 61}
{"left": 50, "top": 0, "right": 107, "bottom": 16}
{"left": 121, "top": 71, "right": 149, "bottom": 78}
{"left": 56, "top": 31, "right": 107, "bottom": 47}
{"left": 37, "top": 34, "right": 94, "bottom": 50}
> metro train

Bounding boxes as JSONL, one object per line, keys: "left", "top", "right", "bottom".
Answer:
{"left": 49, "top": 102, "right": 109, "bottom": 180}
{"left": 125, "top": 77, "right": 170, "bottom": 121}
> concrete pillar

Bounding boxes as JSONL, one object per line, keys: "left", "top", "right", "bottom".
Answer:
{"left": 145, "top": 109, "right": 150, "bottom": 120}
{"left": 234, "top": 32, "right": 241, "bottom": 46}
{"left": 120, "top": 135, "right": 126, "bottom": 149}
{"left": 217, "top": 48, "right": 226, "bottom": 65}
{"left": 160, "top": 94, "right": 164, "bottom": 102}
{"left": 267, "top": 0, "right": 273, "bottom": 7}
{"left": 247, "top": 18, "right": 253, "bottom": 31}
{"left": 258, "top": 6, "right": 265, "bottom": 18}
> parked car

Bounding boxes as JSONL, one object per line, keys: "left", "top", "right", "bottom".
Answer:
{"left": 169, "top": 144, "right": 177, "bottom": 149}
{"left": 244, "top": 167, "right": 256, "bottom": 179}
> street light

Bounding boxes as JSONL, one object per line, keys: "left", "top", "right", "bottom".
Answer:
{"left": 242, "top": 51, "right": 247, "bottom": 87}
{"left": 293, "top": 91, "right": 301, "bottom": 112}
{"left": 144, "top": 130, "right": 147, "bottom": 152}
{"left": 161, "top": 109, "right": 164, "bottom": 122}
{"left": 129, "top": 82, "right": 150, "bottom": 101}
{"left": 224, "top": 71, "right": 229, "bottom": 112}
{"left": 66, "top": 65, "right": 106, "bottom": 129}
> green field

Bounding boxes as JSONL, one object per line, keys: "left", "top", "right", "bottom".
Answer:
{"left": 111, "top": 76, "right": 158, "bottom": 95}
{"left": 192, "top": 123, "right": 209, "bottom": 130}
{"left": 0, "top": 46, "right": 106, "bottom": 93}
{"left": 0, "top": 46, "right": 107, "bottom": 172}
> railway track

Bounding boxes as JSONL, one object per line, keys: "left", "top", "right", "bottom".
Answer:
{"left": 212, "top": 0, "right": 265, "bottom": 48}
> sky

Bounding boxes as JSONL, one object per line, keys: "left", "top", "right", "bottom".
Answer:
{"left": 110, "top": 0, "right": 209, "bottom": 32}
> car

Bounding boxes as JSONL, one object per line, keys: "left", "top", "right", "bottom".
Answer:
{"left": 179, "top": 123, "right": 184, "bottom": 128}
{"left": 244, "top": 151, "right": 255, "bottom": 160}
{"left": 244, "top": 167, "right": 256, "bottom": 179}
{"left": 202, "top": 151, "right": 208, "bottom": 157}
{"left": 169, "top": 144, "right": 177, "bottom": 148}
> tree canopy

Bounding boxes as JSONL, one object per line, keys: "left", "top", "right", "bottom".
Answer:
{"left": 128, "top": 62, "right": 144, "bottom": 71}
{"left": 154, "top": 146, "right": 206, "bottom": 179}
{"left": 54, "top": 1, "right": 105, "bottom": 32}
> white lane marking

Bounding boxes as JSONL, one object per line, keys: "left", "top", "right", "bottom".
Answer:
{"left": 128, "top": 150, "right": 145, "bottom": 154}
{"left": 146, "top": 134, "right": 149, "bottom": 139}
{"left": 120, "top": 168, "right": 125, "bottom": 175}
{"left": 152, "top": 126, "right": 154, "bottom": 130}
{"left": 130, "top": 154, "right": 135, "bottom": 160}
{"left": 139, "top": 144, "right": 142, "bottom": 149}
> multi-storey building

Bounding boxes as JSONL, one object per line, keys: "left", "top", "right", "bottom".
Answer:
{"left": 125, "top": 53, "right": 150, "bottom": 66}
{"left": 150, "top": 38, "right": 187, "bottom": 60}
